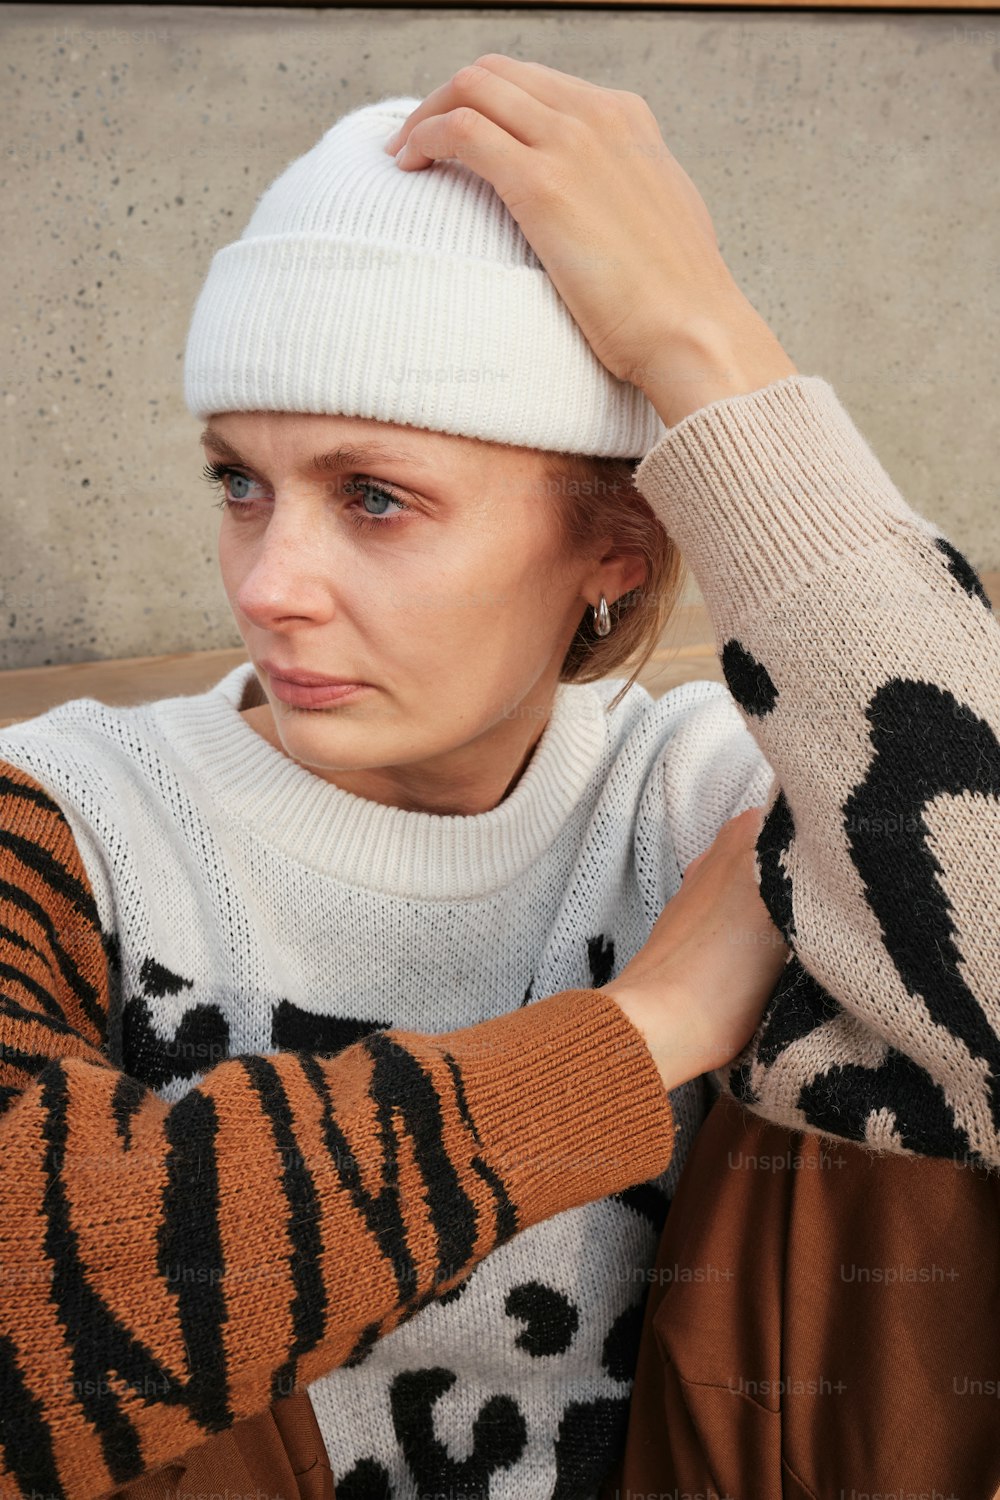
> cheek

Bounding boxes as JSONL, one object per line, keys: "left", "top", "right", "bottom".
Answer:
{"left": 216, "top": 529, "right": 237, "bottom": 594}
{"left": 217, "top": 534, "right": 255, "bottom": 610}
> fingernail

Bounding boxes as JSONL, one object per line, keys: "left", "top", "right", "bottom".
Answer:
{"left": 384, "top": 131, "right": 399, "bottom": 154}
{"left": 394, "top": 145, "right": 408, "bottom": 166}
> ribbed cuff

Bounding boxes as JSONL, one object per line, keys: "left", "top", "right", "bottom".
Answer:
{"left": 633, "top": 374, "right": 924, "bottom": 631}
{"left": 431, "top": 987, "right": 675, "bottom": 1227}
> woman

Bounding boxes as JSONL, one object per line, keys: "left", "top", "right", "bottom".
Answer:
{"left": 0, "top": 55, "right": 997, "bottom": 1500}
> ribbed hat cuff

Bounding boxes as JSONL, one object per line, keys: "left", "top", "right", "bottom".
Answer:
{"left": 183, "top": 234, "right": 668, "bottom": 457}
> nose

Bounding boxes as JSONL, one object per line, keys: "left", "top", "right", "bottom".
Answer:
{"left": 232, "top": 509, "right": 336, "bottom": 629}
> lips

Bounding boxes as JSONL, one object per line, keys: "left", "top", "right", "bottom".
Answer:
{"left": 268, "top": 675, "right": 372, "bottom": 709}
{"left": 261, "top": 660, "right": 366, "bottom": 688}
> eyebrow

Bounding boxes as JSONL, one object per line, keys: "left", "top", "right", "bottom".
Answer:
{"left": 198, "top": 426, "right": 434, "bottom": 474}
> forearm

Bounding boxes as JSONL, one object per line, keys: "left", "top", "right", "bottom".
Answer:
{"left": 1, "top": 988, "right": 676, "bottom": 1499}
{"left": 637, "top": 293, "right": 799, "bottom": 430}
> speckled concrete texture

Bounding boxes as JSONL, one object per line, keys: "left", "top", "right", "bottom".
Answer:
{"left": 1, "top": 4, "right": 997, "bottom": 668}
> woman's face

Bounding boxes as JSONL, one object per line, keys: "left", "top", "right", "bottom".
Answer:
{"left": 205, "top": 411, "right": 638, "bottom": 815}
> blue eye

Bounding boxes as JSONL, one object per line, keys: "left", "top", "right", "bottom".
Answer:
{"left": 343, "top": 478, "right": 411, "bottom": 532}
{"left": 200, "top": 463, "right": 411, "bottom": 533}
{"left": 201, "top": 462, "right": 263, "bottom": 509}
{"left": 353, "top": 484, "right": 393, "bottom": 515}
{"left": 227, "top": 472, "right": 253, "bottom": 500}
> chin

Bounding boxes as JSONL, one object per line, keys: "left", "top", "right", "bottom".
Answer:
{"left": 269, "top": 711, "right": 389, "bottom": 764}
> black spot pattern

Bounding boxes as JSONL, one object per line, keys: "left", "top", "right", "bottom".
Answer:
{"left": 121, "top": 956, "right": 226, "bottom": 1086}
{"left": 933, "top": 536, "right": 993, "bottom": 609}
{"left": 721, "top": 638, "right": 779, "bottom": 716}
{"left": 122, "top": 994, "right": 228, "bottom": 1086}
{"left": 729, "top": 1058, "right": 758, "bottom": 1104}
{"left": 755, "top": 787, "right": 796, "bottom": 944}
{"left": 335, "top": 1455, "right": 393, "bottom": 1500}
{"left": 797, "top": 1047, "right": 974, "bottom": 1159}
{"left": 102, "top": 926, "right": 124, "bottom": 1062}
{"left": 729, "top": 645, "right": 999, "bottom": 1153}
{"left": 755, "top": 954, "right": 843, "bottom": 1068}
{"left": 841, "top": 676, "right": 1000, "bottom": 1143}
{"left": 0, "top": 765, "right": 694, "bottom": 1496}
{"left": 715, "top": 540, "right": 1000, "bottom": 1163}
{"left": 729, "top": 955, "right": 845, "bottom": 1117}
{"left": 271, "top": 998, "right": 391, "bottom": 1056}
{"left": 340, "top": 1286, "right": 648, "bottom": 1496}
{"left": 610, "top": 1180, "right": 671, "bottom": 1235}
{"left": 138, "top": 955, "right": 193, "bottom": 1000}
{"left": 520, "top": 933, "right": 617, "bottom": 1010}
{"left": 602, "top": 1297, "right": 648, "bottom": 1385}
{"left": 102, "top": 926, "right": 123, "bottom": 992}
{"left": 504, "top": 1281, "right": 579, "bottom": 1357}
{"left": 551, "top": 1395, "right": 632, "bottom": 1498}
{"left": 390, "top": 1367, "right": 527, "bottom": 1498}
{"left": 587, "top": 933, "right": 615, "bottom": 988}
{"left": 123, "top": 972, "right": 395, "bottom": 1089}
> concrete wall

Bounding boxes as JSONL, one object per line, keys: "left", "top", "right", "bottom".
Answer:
{"left": 2, "top": 3, "right": 997, "bottom": 669}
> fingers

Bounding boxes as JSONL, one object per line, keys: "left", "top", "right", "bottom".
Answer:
{"left": 387, "top": 103, "right": 535, "bottom": 201}
{"left": 472, "top": 53, "right": 611, "bottom": 99}
{"left": 382, "top": 54, "right": 600, "bottom": 161}
{"left": 384, "top": 66, "right": 538, "bottom": 162}
{"left": 380, "top": 52, "right": 599, "bottom": 152}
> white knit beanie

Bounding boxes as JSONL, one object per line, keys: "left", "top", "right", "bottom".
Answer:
{"left": 183, "top": 96, "right": 668, "bottom": 458}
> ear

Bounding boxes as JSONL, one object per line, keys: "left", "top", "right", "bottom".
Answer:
{"left": 594, "top": 546, "right": 648, "bottom": 601}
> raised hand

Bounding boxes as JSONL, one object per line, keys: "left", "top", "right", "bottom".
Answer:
{"left": 383, "top": 54, "right": 797, "bottom": 423}
{"left": 605, "top": 807, "right": 791, "bottom": 1090}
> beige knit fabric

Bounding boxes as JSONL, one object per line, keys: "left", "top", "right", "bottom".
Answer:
{"left": 636, "top": 374, "right": 1000, "bottom": 1164}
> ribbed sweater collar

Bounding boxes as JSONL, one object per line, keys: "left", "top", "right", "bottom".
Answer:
{"left": 150, "top": 661, "right": 611, "bottom": 900}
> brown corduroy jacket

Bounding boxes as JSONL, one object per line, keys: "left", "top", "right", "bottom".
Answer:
{"left": 108, "top": 1091, "right": 1000, "bottom": 1500}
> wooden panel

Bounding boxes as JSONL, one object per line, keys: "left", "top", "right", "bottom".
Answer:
{"left": 0, "top": 649, "right": 250, "bottom": 731}
{"left": 2, "top": 570, "right": 996, "bottom": 729}
{"left": 163, "top": 1, "right": 1000, "bottom": 10}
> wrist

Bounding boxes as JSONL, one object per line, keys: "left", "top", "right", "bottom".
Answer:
{"left": 603, "top": 983, "right": 706, "bottom": 1095}
{"left": 636, "top": 298, "right": 798, "bottom": 429}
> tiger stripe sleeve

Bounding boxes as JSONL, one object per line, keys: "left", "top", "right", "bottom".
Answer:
{"left": 0, "top": 759, "right": 677, "bottom": 1500}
